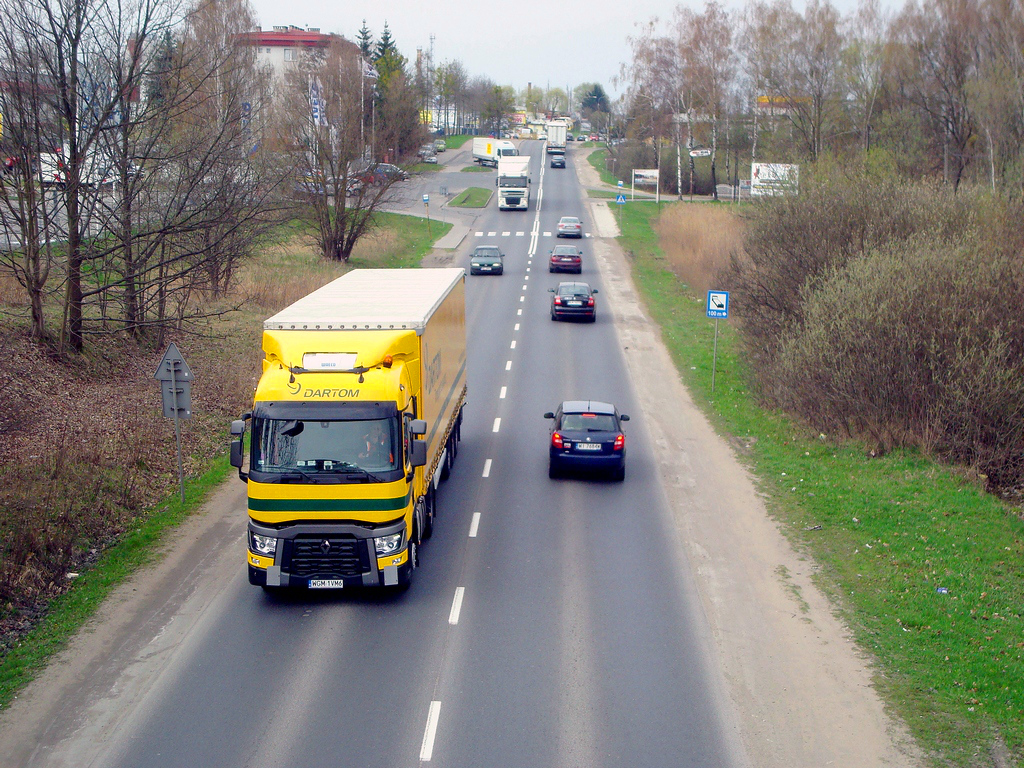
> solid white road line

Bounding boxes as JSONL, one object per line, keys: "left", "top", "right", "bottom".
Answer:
{"left": 482, "top": 458, "right": 492, "bottom": 477}
{"left": 449, "top": 587, "right": 465, "bottom": 625}
{"left": 492, "top": 418, "right": 501, "bottom": 432}
{"left": 469, "top": 511, "right": 481, "bottom": 537}
{"left": 500, "top": 386, "right": 507, "bottom": 398}
{"left": 420, "top": 701, "right": 441, "bottom": 761}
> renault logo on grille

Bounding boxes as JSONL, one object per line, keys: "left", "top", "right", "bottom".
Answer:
{"left": 319, "top": 539, "right": 332, "bottom": 554}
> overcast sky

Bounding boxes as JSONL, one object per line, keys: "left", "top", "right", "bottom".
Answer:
{"left": 248, "top": 0, "right": 903, "bottom": 99}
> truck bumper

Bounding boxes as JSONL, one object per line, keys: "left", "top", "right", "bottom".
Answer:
{"left": 247, "top": 519, "right": 413, "bottom": 589}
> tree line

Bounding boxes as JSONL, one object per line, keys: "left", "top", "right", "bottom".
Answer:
{"left": 619, "top": 0, "right": 1024, "bottom": 197}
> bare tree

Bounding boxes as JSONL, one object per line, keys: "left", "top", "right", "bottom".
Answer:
{"left": 841, "top": 0, "right": 893, "bottom": 154}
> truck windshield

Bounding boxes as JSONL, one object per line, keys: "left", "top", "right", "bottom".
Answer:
{"left": 498, "top": 176, "right": 528, "bottom": 187}
{"left": 251, "top": 417, "right": 400, "bottom": 480}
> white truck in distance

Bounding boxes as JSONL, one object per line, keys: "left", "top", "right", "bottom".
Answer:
{"left": 472, "top": 137, "right": 518, "bottom": 167}
{"left": 546, "top": 122, "right": 567, "bottom": 153}
{"left": 496, "top": 156, "right": 530, "bottom": 210}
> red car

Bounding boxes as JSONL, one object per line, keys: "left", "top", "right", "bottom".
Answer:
{"left": 549, "top": 245, "right": 582, "bottom": 274}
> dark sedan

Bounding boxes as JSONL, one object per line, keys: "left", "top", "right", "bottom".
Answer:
{"left": 549, "top": 281, "right": 597, "bottom": 321}
{"left": 549, "top": 245, "right": 582, "bottom": 274}
{"left": 470, "top": 245, "right": 504, "bottom": 275}
{"left": 550, "top": 155, "right": 565, "bottom": 168}
{"left": 544, "top": 400, "right": 629, "bottom": 480}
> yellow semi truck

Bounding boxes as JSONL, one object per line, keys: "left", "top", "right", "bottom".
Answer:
{"left": 230, "top": 268, "right": 467, "bottom": 590}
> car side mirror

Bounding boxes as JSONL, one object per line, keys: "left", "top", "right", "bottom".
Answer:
{"left": 543, "top": 412, "right": 555, "bottom": 419}
{"left": 620, "top": 414, "right": 630, "bottom": 421}
{"left": 410, "top": 419, "right": 427, "bottom": 436}
{"left": 548, "top": 288, "right": 555, "bottom": 293}
{"left": 592, "top": 289, "right": 599, "bottom": 294}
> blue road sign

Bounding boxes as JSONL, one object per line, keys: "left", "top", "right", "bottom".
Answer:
{"left": 706, "top": 290, "right": 729, "bottom": 318}
{"left": 615, "top": 194, "right": 626, "bottom": 205}
{"left": 423, "top": 194, "right": 429, "bottom": 204}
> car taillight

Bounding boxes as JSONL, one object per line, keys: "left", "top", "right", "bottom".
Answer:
{"left": 587, "top": 297, "right": 595, "bottom": 306}
{"left": 554, "top": 296, "right": 562, "bottom": 305}
{"left": 613, "top": 434, "right": 625, "bottom": 451}
{"left": 552, "top": 432, "right": 564, "bottom": 449}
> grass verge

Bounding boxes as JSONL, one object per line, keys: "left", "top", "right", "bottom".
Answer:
{"left": 439, "top": 134, "right": 471, "bottom": 149}
{"left": 449, "top": 187, "right": 492, "bottom": 208}
{"left": 616, "top": 200, "right": 1024, "bottom": 767}
{"left": 349, "top": 211, "right": 451, "bottom": 268}
{"left": 0, "top": 457, "right": 231, "bottom": 710}
{"left": 409, "top": 163, "right": 442, "bottom": 173}
{"left": 460, "top": 166, "right": 492, "bottom": 173}
{"left": 587, "top": 148, "right": 622, "bottom": 187}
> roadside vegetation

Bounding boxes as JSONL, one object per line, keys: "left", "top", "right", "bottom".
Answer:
{"left": 449, "top": 187, "right": 492, "bottom": 207}
{"left": 460, "top": 166, "right": 493, "bottom": 173}
{"left": 0, "top": 212, "right": 441, "bottom": 709}
{"left": 617, "top": 193, "right": 1024, "bottom": 767}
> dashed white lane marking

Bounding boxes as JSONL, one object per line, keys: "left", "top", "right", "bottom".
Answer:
{"left": 505, "top": 360, "right": 512, "bottom": 370}
{"left": 526, "top": 267, "right": 530, "bottom": 273}
{"left": 501, "top": 231, "right": 510, "bottom": 236}
{"left": 449, "top": 587, "right": 465, "bottom": 625}
{"left": 517, "top": 309, "right": 522, "bottom": 316}
{"left": 500, "top": 386, "right": 507, "bottom": 398}
{"left": 469, "top": 512, "right": 481, "bottom": 537}
{"left": 492, "top": 418, "right": 501, "bottom": 432}
{"left": 510, "top": 340, "right": 517, "bottom": 349}
{"left": 482, "top": 458, "right": 492, "bottom": 477}
{"left": 514, "top": 324, "right": 520, "bottom": 331}
{"left": 543, "top": 231, "right": 551, "bottom": 237}
{"left": 524, "top": 275, "right": 529, "bottom": 281}
{"left": 519, "top": 296, "right": 524, "bottom": 302}
{"left": 420, "top": 701, "right": 441, "bottom": 761}
{"left": 516, "top": 231, "right": 525, "bottom": 236}
{"left": 522, "top": 284, "right": 527, "bottom": 290}
{"left": 474, "top": 232, "right": 483, "bottom": 237}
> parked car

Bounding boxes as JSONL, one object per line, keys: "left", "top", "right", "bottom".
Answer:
{"left": 418, "top": 144, "right": 436, "bottom": 159}
{"left": 354, "top": 163, "right": 410, "bottom": 185}
{"left": 544, "top": 400, "right": 629, "bottom": 480}
{"left": 423, "top": 155, "right": 438, "bottom": 164}
{"left": 549, "top": 281, "right": 597, "bottom": 322}
{"left": 434, "top": 139, "right": 447, "bottom": 152}
{"left": 566, "top": 134, "right": 575, "bottom": 141}
{"left": 588, "top": 134, "right": 599, "bottom": 141}
{"left": 470, "top": 245, "right": 504, "bottom": 275}
{"left": 556, "top": 216, "right": 583, "bottom": 238}
{"left": 549, "top": 245, "right": 582, "bottom": 273}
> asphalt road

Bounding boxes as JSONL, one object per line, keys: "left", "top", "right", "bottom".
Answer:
{"left": 13, "top": 140, "right": 749, "bottom": 768}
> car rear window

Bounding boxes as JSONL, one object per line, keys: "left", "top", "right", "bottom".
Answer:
{"left": 561, "top": 413, "right": 616, "bottom": 431}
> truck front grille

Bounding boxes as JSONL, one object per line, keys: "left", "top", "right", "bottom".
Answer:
{"left": 286, "top": 536, "right": 368, "bottom": 578}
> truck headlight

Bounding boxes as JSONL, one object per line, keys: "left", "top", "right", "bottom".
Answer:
{"left": 374, "top": 533, "right": 404, "bottom": 556}
{"left": 249, "top": 532, "right": 277, "bottom": 556}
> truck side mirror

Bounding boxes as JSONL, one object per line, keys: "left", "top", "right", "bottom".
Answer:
{"left": 229, "top": 415, "right": 250, "bottom": 479}
{"left": 410, "top": 439, "right": 428, "bottom": 468}
{"left": 411, "top": 419, "right": 427, "bottom": 436}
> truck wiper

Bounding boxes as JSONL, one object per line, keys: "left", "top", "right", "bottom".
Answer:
{"left": 338, "top": 466, "right": 388, "bottom": 483}
{"left": 277, "top": 469, "right": 317, "bottom": 483}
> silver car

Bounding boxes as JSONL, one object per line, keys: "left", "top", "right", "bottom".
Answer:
{"left": 556, "top": 216, "right": 583, "bottom": 238}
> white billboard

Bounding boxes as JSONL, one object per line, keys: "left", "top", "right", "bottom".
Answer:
{"left": 750, "top": 163, "right": 799, "bottom": 197}
{"left": 632, "top": 169, "right": 659, "bottom": 184}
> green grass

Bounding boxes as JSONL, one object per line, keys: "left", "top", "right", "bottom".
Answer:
{"left": 587, "top": 148, "right": 622, "bottom": 187}
{"left": 616, "top": 200, "right": 1024, "bottom": 766}
{"left": 449, "top": 187, "right": 492, "bottom": 208}
{"left": 460, "top": 165, "right": 493, "bottom": 173}
{"left": 409, "top": 163, "right": 443, "bottom": 173}
{"left": 349, "top": 211, "right": 451, "bottom": 268}
{"left": 438, "top": 134, "right": 471, "bottom": 149}
{"left": 0, "top": 457, "right": 231, "bottom": 710}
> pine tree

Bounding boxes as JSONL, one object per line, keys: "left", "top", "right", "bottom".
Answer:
{"left": 374, "top": 23, "right": 396, "bottom": 62}
{"left": 356, "top": 20, "right": 374, "bottom": 60}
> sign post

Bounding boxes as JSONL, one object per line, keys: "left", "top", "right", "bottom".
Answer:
{"left": 423, "top": 193, "right": 430, "bottom": 235}
{"left": 154, "top": 343, "right": 193, "bottom": 502}
{"left": 706, "top": 291, "right": 729, "bottom": 396}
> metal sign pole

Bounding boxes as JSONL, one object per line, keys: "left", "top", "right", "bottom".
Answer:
{"left": 170, "top": 361, "right": 185, "bottom": 502}
{"left": 711, "top": 318, "right": 720, "bottom": 396}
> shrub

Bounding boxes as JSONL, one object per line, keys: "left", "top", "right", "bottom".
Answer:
{"left": 773, "top": 236, "right": 1024, "bottom": 488}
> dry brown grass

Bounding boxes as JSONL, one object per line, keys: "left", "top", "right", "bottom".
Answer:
{"left": 654, "top": 205, "right": 745, "bottom": 295}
